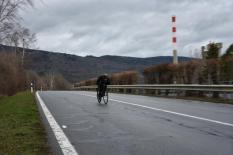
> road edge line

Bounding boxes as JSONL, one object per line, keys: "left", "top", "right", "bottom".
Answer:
{"left": 36, "top": 92, "right": 79, "bottom": 155}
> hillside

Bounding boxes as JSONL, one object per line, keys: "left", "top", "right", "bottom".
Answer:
{"left": 0, "top": 44, "right": 192, "bottom": 83}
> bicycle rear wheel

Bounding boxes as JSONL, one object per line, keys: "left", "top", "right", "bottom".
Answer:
{"left": 103, "top": 90, "right": 108, "bottom": 104}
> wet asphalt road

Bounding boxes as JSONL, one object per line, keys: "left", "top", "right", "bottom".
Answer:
{"left": 38, "top": 91, "right": 233, "bottom": 155}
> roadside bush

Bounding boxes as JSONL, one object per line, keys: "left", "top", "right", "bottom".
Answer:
{"left": 110, "top": 71, "right": 139, "bottom": 85}
{"left": 0, "top": 52, "right": 71, "bottom": 95}
{"left": 143, "top": 63, "right": 174, "bottom": 84}
{"left": 220, "top": 56, "right": 233, "bottom": 82}
{"left": 77, "top": 70, "right": 139, "bottom": 86}
{"left": 0, "top": 53, "right": 27, "bottom": 96}
{"left": 53, "top": 74, "right": 72, "bottom": 90}
{"left": 84, "top": 78, "right": 97, "bottom": 86}
{"left": 144, "top": 60, "right": 204, "bottom": 85}
{"left": 26, "top": 71, "right": 47, "bottom": 90}
{"left": 74, "top": 78, "right": 96, "bottom": 87}
{"left": 30, "top": 73, "right": 71, "bottom": 90}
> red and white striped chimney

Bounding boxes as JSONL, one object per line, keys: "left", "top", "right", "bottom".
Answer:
{"left": 172, "top": 15, "right": 178, "bottom": 64}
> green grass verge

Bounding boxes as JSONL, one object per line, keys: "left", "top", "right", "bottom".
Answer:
{"left": 0, "top": 91, "right": 51, "bottom": 155}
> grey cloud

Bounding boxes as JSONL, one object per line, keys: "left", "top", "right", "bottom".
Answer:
{"left": 19, "top": 0, "right": 233, "bottom": 57}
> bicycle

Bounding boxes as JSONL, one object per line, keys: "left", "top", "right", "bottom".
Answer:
{"left": 97, "top": 84, "right": 108, "bottom": 104}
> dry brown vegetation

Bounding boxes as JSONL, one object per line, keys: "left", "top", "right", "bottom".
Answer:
{"left": 76, "top": 56, "right": 232, "bottom": 88}
{"left": 0, "top": 53, "right": 27, "bottom": 95}
{"left": 143, "top": 57, "right": 233, "bottom": 85}
{"left": 76, "top": 70, "right": 139, "bottom": 86}
{"left": 143, "top": 60, "right": 204, "bottom": 84}
{"left": 26, "top": 71, "right": 71, "bottom": 91}
{"left": 110, "top": 71, "right": 139, "bottom": 85}
{"left": 144, "top": 43, "right": 233, "bottom": 86}
{"left": 0, "top": 52, "right": 71, "bottom": 96}
{"left": 75, "top": 78, "right": 97, "bottom": 87}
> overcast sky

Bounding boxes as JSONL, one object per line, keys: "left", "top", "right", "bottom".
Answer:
{"left": 19, "top": 0, "right": 233, "bottom": 57}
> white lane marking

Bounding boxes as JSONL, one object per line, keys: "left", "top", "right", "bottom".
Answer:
{"left": 36, "top": 92, "right": 78, "bottom": 155}
{"left": 62, "top": 125, "right": 67, "bottom": 129}
{"left": 77, "top": 92, "right": 233, "bottom": 127}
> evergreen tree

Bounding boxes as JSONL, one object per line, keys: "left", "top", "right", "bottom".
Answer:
{"left": 222, "top": 44, "right": 233, "bottom": 58}
{"left": 206, "top": 43, "right": 219, "bottom": 59}
{"left": 220, "top": 44, "right": 233, "bottom": 82}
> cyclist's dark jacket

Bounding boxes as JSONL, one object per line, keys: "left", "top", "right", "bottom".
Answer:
{"left": 96, "top": 75, "right": 110, "bottom": 86}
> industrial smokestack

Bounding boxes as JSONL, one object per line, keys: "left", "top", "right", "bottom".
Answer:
{"left": 172, "top": 15, "right": 178, "bottom": 64}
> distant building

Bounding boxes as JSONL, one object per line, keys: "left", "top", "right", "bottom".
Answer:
{"left": 201, "top": 42, "right": 222, "bottom": 59}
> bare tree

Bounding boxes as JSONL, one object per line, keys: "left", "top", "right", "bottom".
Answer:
{"left": 0, "top": 0, "right": 34, "bottom": 43}
{"left": 18, "top": 26, "right": 36, "bottom": 65}
{"left": 3, "top": 23, "right": 36, "bottom": 66}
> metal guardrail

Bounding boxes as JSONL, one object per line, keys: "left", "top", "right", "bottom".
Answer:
{"left": 74, "top": 84, "right": 233, "bottom": 93}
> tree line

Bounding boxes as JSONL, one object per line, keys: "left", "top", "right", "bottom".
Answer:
{"left": 144, "top": 43, "right": 233, "bottom": 85}
{"left": 77, "top": 43, "right": 233, "bottom": 88}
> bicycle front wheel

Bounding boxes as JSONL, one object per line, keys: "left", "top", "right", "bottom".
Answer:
{"left": 103, "top": 90, "right": 108, "bottom": 104}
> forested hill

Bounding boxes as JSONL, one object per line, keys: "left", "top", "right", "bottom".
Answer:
{"left": 0, "top": 44, "right": 192, "bottom": 83}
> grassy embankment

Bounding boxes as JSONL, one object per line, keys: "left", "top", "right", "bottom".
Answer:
{"left": 0, "top": 91, "right": 51, "bottom": 155}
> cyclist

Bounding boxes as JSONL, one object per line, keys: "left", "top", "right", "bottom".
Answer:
{"left": 96, "top": 73, "right": 110, "bottom": 97}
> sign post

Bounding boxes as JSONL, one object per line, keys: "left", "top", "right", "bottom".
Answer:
{"left": 31, "top": 82, "right": 33, "bottom": 93}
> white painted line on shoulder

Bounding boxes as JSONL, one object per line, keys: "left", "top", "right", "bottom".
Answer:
{"left": 36, "top": 92, "right": 78, "bottom": 155}
{"left": 77, "top": 92, "right": 233, "bottom": 127}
